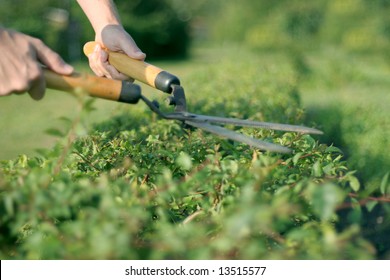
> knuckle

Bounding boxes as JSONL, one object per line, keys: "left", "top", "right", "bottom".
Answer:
{"left": 31, "top": 37, "right": 44, "bottom": 47}
{"left": 29, "top": 67, "right": 42, "bottom": 81}
{"left": 26, "top": 66, "right": 43, "bottom": 84}
{"left": 12, "top": 79, "right": 30, "bottom": 92}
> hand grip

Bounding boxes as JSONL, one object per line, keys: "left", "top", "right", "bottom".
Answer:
{"left": 83, "top": 41, "right": 180, "bottom": 93}
{"left": 44, "top": 69, "right": 141, "bottom": 104}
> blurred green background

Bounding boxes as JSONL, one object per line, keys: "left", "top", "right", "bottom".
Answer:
{"left": 1, "top": 0, "right": 389, "bottom": 189}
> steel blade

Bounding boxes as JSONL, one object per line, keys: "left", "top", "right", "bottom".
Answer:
{"left": 185, "top": 114, "right": 323, "bottom": 135}
{"left": 185, "top": 121, "right": 291, "bottom": 153}
{"left": 163, "top": 112, "right": 322, "bottom": 134}
{"left": 140, "top": 94, "right": 322, "bottom": 135}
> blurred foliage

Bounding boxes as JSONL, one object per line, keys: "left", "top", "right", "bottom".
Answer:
{"left": 1, "top": 51, "right": 389, "bottom": 259}
{"left": 2, "top": 0, "right": 389, "bottom": 59}
{"left": 0, "top": 0, "right": 204, "bottom": 60}
{"left": 205, "top": 0, "right": 390, "bottom": 224}
{"left": 299, "top": 49, "right": 390, "bottom": 192}
{"left": 208, "top": 0, "right": 390, "bottom": 52}
{"left": 115, "top": 0, "right": 205, "bottom": 58}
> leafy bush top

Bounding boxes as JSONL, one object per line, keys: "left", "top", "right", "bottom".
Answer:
{"left": 1, "top": 52, "right": 388, "bottom": 259}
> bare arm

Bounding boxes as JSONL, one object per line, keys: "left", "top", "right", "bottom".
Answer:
{"left": 77, "top": 0, "right": 145, "bottom": 80}
{"left": 77, "top": 0, "right": 121, "bottom": 41}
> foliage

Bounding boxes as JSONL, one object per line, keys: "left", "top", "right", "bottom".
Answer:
{"left": 115, "top": 0, "right": 204, "bottom": 58}
{"left": 298, "top": 48, "right": 390, "bottom": 192}
{"left": 0, "top": 0, "right": 198, "bottom": 60}
{"left": 1, "top": 52, "right": 389, "bottom": 259}
{"left": 208, "top": 0, "right": 390, "bottom": 52}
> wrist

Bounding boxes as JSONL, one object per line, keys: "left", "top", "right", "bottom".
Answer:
{"left": 95, "top": 24, "right": 124, "bottom": 44}
{"left": 93, "top": 17, "right": 121, "bottom": 38}
{"left": 77, "top": 0, "right": 122, "bottom": 39}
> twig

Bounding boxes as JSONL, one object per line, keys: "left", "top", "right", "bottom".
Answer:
{"left": 182, "top": 210, "right": 204, "bottom": 225}
{"left": 337, "top": 193, "right": 390, "bottom": 210}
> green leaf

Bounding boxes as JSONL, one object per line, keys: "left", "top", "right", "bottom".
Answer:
{"left": 380, "top": 172, "right": 389, "bottom": 195}
{"left": 323, "top": 163, "right": 335, "bottom": 175}
{"left": 83, "top": 99, "right": 97, "bottom": 113}
{"left": 311, "top": 183, "right": 345, "bottom": 221}
{"left": 312, "top": 161, "right": 323, "bottom": 177}
{"left": 293, "top": 152, "right": 303, "bottom": 165}
{"left": 366, "top": 200, "right": 378, "bottom": 212}
{"left": 176, "top": 152, "right": 192, "bottom": 171}
{"left": 349, "top": 176, "right": 360, "bottom": 192}
{"left": 45, "top": 128, "right": 65, "bottom": 137}
{"left": 325, "top": 146, "right": 343, "bottom": 154}
{"left": 4, "top": 195, "right": 14, "bottom": 216}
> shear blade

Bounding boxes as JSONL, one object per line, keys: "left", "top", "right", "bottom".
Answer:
{"left": 185, "top": 121, "right": 291, "bottom": 153}
{"left": 182, "top": 114, "right": 323, "bottom": 135}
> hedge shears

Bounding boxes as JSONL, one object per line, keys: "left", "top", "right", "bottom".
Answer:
{"left": 44, "top": 42, "right": 322, "bottom": 153}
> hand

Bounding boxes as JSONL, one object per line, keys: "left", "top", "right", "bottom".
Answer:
{"left": 87, "top": 24, "right": 146, "bottom": 80}
{"left": 0, "top": 28, "right": 73, "bottom": 100}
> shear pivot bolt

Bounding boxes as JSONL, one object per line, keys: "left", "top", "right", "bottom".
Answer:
{"left": 166, "top": 96, "right": 176, "bottom": 106}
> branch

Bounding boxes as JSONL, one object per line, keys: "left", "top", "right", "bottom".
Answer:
{"left": 337, "top": 193, "right": 390, "bottom": 210}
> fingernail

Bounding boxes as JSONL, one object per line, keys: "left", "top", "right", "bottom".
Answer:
{"left": 64, "top": 64, "right": 74, "bottom": 73}
{"left": 135, "top": 51, "right": 146, "bottom": 59}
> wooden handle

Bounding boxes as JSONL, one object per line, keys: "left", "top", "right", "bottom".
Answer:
{"left": 44, "top": 69, "right": 141, "bottom": 104}
{"left": 83, "top": 41, "right": 180, "bottom": 93}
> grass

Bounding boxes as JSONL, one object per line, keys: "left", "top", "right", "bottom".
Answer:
{"left": 0, "top": 87, "right": 119, "bottom": 160}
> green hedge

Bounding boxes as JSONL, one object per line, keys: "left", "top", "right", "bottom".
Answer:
{"left": 0, "top": 0, "right": 194, "bottom": 60}
{"left": 209, "top": 0, "right": 390, "bottom": 52}
{"left": 1, "top": 52, "right": 387, "bottom": 259}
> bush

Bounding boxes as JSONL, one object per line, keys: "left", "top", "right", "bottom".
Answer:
{"left": 208, "top": 0, "right": 390, "bottom": 52}
{"left": 115, "top": 0, "right": 193, "bottom": 58}
{"left": 0, "top": 0, "right": 194, "bottom": 60}
{"left": 299, "top": 48, "right": 390, "bottom": 191}
{"left": 1, "top": 51, "right": 387, "bottom": 259}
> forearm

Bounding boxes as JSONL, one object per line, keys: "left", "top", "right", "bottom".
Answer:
{"left": 77, "top": 0, "right": 122, "bottom": 35}
{"left": 78, "top": 0, "right": 145, "bottom": 79}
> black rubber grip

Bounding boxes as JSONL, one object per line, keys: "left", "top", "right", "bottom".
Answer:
{"left": 154, "top": 71, "right": 181, "bottom": 93}
{"left": 118, "top": 82, "right": 142, "bottom": 104}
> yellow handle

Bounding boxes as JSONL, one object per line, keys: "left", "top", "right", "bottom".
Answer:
{"left": 44, "top": 69, "right": 141, "bottom": 104}
{"left": 83, "top": 41, "right": 180, "bottom": 93}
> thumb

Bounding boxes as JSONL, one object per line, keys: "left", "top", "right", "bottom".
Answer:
{"left": 34, "top": 39, "right": 74, "bottom": 75}
{"left": 119, "top": 38, "right": 146, "bottom": 60}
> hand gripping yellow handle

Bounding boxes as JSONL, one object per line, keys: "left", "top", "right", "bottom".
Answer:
{"left": 83, "top": 41, "right": 180, "bottom": 93}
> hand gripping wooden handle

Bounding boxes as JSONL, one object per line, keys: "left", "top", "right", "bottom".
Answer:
{"left": 44, "top": 69, "right": 141, "bottom": 104}
{"left": 83, "top": 41, "right": 180, "bottom": 93}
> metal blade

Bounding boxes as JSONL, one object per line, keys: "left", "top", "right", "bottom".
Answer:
{"left": 184, "top": 114, "right": 323, "bottom": 135}
{"left": 185, "top": 121, "right": 291, "bottom": 153}
{"left": 140, "top": 93, "right": 321, "bottom": 135}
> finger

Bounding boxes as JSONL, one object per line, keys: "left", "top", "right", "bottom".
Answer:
{"left": 100, "top": 25, "right": 146, "bottom": 60}
{"left": 33, "top": 39, "right": 73, "bottom": 75}
{"left": 89, "top": 44, "right": 112, "bottom": 78}
{"left": 27, "top": 64, "right": 45, "bottom": 100}
{"left": 87, "top": 45, "right": 103, "bottom": 76}
{"left": 97, "top": 47, "right": 113, "bottom": 78}
{"left": 94, "top": 45, "right": 135, "bottom": 80}
{"left": 119, "top": 37, "right": 146, "bottom": 60}
{"left": 105, "top": 64, "right": 134, "bottom": 81}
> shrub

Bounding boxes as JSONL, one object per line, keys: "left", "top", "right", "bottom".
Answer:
{"left": 1, "top": 51, "right": 388, "bottom": 259}
{"left": 0, "top": 0, "right": 195, "bottom": 60}
{"left": 208, "top": 0, "right": 390, "bottom": 52}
